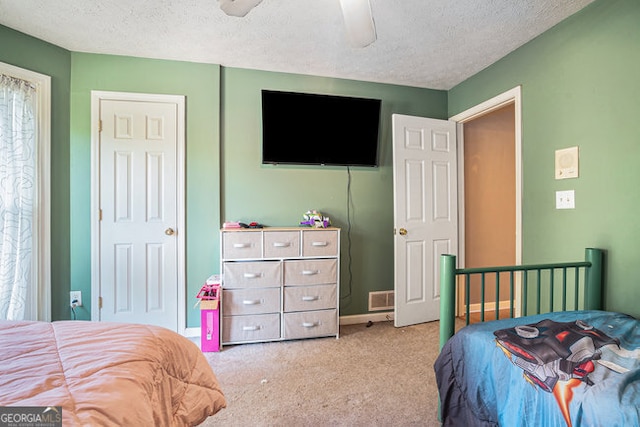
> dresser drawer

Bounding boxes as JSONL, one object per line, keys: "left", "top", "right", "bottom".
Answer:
{"left": 223, "top": 313, "right": 281, "bottom": 343}
{"left": 301, "top": 230, "right": 338, "bottom": 257}
{"left": 264, "top": 231, "right": 300, "bottom": 258}
{"left": 222, "top": 231, "right": 262, "bottom": 259}
{"left": 223, "top": 261, "right": 281, "bottom": 288}
{"left": 284, "top": 259, "right": 337, "bottom": 286}
{"left": 223, "top": 288, "right": 281, "bottom": 315}
{"left": 284, "top": 309, "right": 337, "bottom": 340}
{"left": 284, "top": 284, "right": 336, "bottom": 312}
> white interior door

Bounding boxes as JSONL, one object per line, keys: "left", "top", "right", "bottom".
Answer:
{"left": 96, "top": 96, "right": 182, "bottom": 331}
{"left": 392, "top": 114, "right": 458, "bottom": 327}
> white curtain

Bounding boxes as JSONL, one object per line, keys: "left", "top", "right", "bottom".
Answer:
{"left": 0, "top": 74, "right": 36, "bottom": 320}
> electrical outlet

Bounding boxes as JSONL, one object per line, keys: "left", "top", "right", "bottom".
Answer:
{"left": 70, "top": 291, "right": 82, "bottom": 307}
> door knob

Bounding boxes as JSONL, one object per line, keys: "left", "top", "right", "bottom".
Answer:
{"left": 165, "top": 228, "right": 175, "bottom": 236}
{"left": 399, "top": 228, "right": 407, "bottom": 235}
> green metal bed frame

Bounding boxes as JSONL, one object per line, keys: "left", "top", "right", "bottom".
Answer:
{"left": 438, "top": 248, "right": 604, "bottom": 350}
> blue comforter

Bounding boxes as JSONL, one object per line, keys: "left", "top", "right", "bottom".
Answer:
{"left": 434, "top": 310, "right": 640, "bottom": 426}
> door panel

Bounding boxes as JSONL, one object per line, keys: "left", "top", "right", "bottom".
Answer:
{"left": 393, "top": 114, "right": 457, "bottom": 327}
{"left": 99, "top": 99, "right": 178, "bottom": 330}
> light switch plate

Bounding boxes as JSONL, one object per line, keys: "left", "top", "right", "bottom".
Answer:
{"left": 556, "top": 190, "right": 575, "bottom": 209}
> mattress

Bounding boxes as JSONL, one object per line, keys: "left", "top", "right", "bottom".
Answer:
{"left": 434, "top": 310, "right": 640, "bottom": 426}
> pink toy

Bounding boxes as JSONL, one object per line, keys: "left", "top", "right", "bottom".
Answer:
{"left": 197, "top": 276, "right": 221, "bottom": 352}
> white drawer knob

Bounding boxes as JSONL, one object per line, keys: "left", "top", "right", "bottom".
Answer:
{"left": 242, "top": 325, "right": 261, "bottom": 331}
{"left": 311, "top": 241, "right": 328, "bottom": 247}
{"left": 242, "top": 299, "right": 261, "bottom": 305}
{"left": 243, "top": 273, "right": 262, "bottom": 279}
{"left": 302, "top": 296, "right": 319, "bottom": 302}
{"left": 233, "top": 243, "right": 251, "bottom": 248}
{"left": 302, "top": 270, "right": 319, "bottom": 276}
{"left": 273, "top": 242, "right": 290, "bottom": 247}
{"left": 302, "top": 322, "right": 318, "bottom": 328}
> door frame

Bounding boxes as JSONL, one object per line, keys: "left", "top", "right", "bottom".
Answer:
{"left": 90, "top": 91, "right": 186, "bottom": 333}
{"left": 450, "top": 86, "right": 523, "bottom": 317}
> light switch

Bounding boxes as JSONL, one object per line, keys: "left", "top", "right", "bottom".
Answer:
{"left": 556, "top": 190, "right": 575, "bottom": 209}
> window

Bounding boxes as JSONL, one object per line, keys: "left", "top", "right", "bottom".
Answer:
{"left": 0, "top": 62, "right": 50, "bottom": 321}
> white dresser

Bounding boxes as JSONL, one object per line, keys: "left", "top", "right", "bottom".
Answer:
{"left": 220, "top": 227, "right": 340, "bottom": 345}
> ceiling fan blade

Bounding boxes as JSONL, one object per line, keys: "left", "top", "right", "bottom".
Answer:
{"left": 338, "top": 0, "right": 377, "bottom": 48}
{"left": 218, "top": 0, "right": 264, "bottom": 17}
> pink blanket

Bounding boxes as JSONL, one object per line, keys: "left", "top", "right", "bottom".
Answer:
{"left": 0, "top": 320, "right": 226, "bottom": 426}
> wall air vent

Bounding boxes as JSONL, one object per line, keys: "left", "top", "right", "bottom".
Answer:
{"left": 368, "top": 290, "right": 394, "bottom": 311}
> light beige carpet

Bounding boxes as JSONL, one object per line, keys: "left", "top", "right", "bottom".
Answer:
{"left": 199, "top": 319, "right": 445, "bottom": 426}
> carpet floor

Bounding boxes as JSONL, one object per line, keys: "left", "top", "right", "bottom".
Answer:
{"left": 199, "top": 319, "right": 447, "bottom": 426}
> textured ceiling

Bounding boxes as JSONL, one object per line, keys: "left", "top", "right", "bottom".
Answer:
{"left": 0, "top": 0, "right": 595, "bottom": 90}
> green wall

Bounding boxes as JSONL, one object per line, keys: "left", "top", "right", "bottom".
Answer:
{"left": 0, "top": 26, "right": 72, "bottom": 321}
{"left": 0, "top": 22, "right": 446, "bottom": 325}
{"left": 7, "top": 0, "right": 635, "bottom": 324}
{"left": 67, "top": 59, "right": 445, "bottom": 325}
{"left": 70, "top": 54, "right": 221, "bottom": 327}
{"left": 449, "top": 0, "right": 640, "bottom": 317}
{"left": 221, "top": 68, "right": 447, "bottom": 316}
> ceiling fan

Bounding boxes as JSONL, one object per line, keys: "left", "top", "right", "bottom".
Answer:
{"left": 217, "top": 0, "right": 377, "bottom": 48}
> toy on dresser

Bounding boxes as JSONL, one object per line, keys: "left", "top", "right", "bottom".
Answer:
{"left": 300, "top": 210, "right": 330, "bottom": 228}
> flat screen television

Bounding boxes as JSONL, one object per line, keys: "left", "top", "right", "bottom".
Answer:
{"left": 261, "top": 90, "right": 381, "bottom": 167}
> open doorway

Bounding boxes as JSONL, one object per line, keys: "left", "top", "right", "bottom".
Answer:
{"left": 451, "top": 87, "right": 522, "bottom": 320}
{"left": 391, "top": 87, "right": 521, "bottom": 326}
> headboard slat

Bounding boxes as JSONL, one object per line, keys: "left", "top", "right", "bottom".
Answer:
{"left": 439, "top": 248, "right": 604, "bottom": 350}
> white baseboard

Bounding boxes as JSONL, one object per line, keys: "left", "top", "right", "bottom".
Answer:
{"left": 183, "top": 327, "right": 200, "bottom": 338}
{"left": 183, "top": 312, "right": 395, "bottom": 337}
{"left": 466, "top": 300, "right": 511, "bottom": 314}
{"left": 339, "top": 312, "right": 394, "bottom": 325}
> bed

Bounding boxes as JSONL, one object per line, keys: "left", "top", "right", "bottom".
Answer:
{"left": 0, "top": 320, "right": 226, "bottom": 426}
{"left": 434, "top": 248, "right": 640, "bottom": 426}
